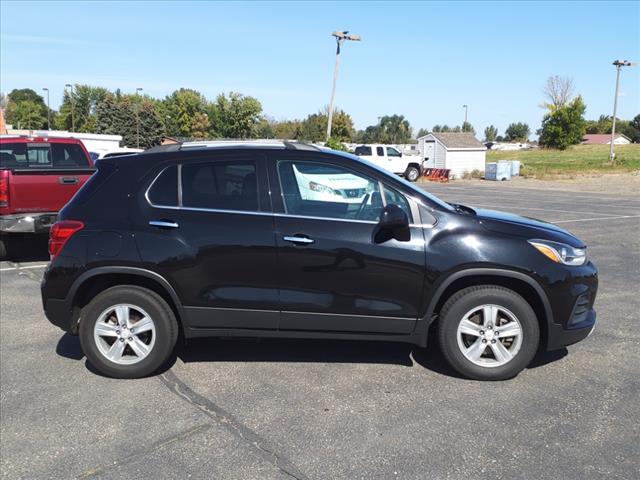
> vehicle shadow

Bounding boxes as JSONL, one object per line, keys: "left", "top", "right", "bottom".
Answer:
{"left": 56, "top": 333, "right": 569, "bottom": 379}
{"left": 2, "top": 234, "right": 49, "bottom": 262}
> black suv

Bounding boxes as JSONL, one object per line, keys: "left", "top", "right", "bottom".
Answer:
{"left": 41, "top": 142, "right": 598, "bottom": 380}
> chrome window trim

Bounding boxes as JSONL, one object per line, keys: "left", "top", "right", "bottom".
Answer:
{"left": 145, "top": 165, "right": 433, "bottom": 227}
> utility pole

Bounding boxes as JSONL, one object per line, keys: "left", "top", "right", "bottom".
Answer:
{"left": 65, "top": 84, "right": 75, "bottom": 132}
{"left": 326, "top": 31, "right": 360, "bottom": 141}
{"left": 43, "top": 88, "right": 50, "bottom": 130}
{"left": 609, "top": 60, "right": 633, "bottom": 164}
{"left": 136, "top": 87, "right": 143, "bottom": 148}
{"left": 462, "top": 104, "right": 468, "bottom": 124}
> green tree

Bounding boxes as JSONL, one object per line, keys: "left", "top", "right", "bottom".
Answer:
{"left": 461, "top": 121, "right": 475, "bottom": 134}
{"left": 622, "top": 114, "right": 640, "bottom": 143}
{"left": 271, "top": 119, "right": 304, "bottom": 140}
{"left": 484, "top": 125, "right": 498, "bottom": 142}
{"left": 325, "top": 137, "right": 347, "bottom": 151}
{"left": 585, "top": 114, "right": 612, "bottom": 134}
{"left": 504, "top": 122, "right": 531, "bottom": 142}
{"left": 96, "top": 94, "right": 164, "bottom": 148}
{"left": 56, "top": 84, "right": 109, "bottom": 132}
{"left": 416, "top": 128, "right": 429, "bottom": 138}
{"left": 209, "top": 92, "right": 262, "bottom": 139}
{"left": 162, "top": 88, "right": 209, "bottom": 138}
{"left": 297, "top": 108, "right": 354, "bottom": 142}
{"left": 5, "top": 89, "right": 48, "bottom": 129}
{"left": 6, "top": 100, "right": 47, "bottom": 129}
{"left": 190, "top": 112, "right": 210, "bottom": 139}
{"left": 539, "top": 96, "right": 586, "bottom": 150}
{"left": 378, "top": 115, "right": 412, "bottom": 143}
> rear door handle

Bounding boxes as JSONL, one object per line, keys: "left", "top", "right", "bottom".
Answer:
{"left": 59, "top": 176, "right": 79, "bottom": 185}
{"left": 149, "top": 220, "right": 179, "bottom": 229}
{"left": 283, "top": 235, "right": 314, "bottom": 245}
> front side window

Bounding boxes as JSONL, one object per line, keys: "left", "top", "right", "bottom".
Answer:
{"left": 181, "top": 161, "right": 257, "bottom": 211}
{"left": 278, "top": 160, "right": 412, "bottom": 222}
{"left": 386, "top": 147, "right": 401, "bottom": 157}
{"left": 376, "top": 146, "right": 384, "bottom": 156}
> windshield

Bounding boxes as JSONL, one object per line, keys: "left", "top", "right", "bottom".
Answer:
{"left": 328, "top": 150, "right": 455, "bottom": 211}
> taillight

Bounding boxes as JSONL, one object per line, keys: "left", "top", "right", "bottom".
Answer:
{"left": 0, "top": 174, "right": 8, "bottom": 207}
{"left": 48, "top": 220, "right": 84, "bottom": 259}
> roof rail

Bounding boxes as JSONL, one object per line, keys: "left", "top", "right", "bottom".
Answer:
{"left": 141, "top": 139, "right": 324, "bottom": 154}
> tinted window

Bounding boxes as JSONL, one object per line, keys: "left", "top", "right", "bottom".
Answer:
{"left": 376, "top": 146, "right": 384, "bottom": 156}
{"left": 387, "top": 147, "right": 401, "bottom": 157}
{"left": 0, "top": 142, "right": 88, "bottom": 168}
{"left": 354, "top": 146, "right": 371, "bottom": 156}
{"left": 148, "top": 165, "right": 178, "bottom": 206}
{"left": 182, "top": 161, "right": 257, "bottom": 211}
{"left": 279, "top": 160, "right": 403, "bottom": 222}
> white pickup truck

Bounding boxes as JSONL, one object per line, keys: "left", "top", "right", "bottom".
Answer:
{"left": 353, "top": 144, "right": 423, "bottom": 182}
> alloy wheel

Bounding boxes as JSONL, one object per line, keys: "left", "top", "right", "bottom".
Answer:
{"left": 456, "top": 304, "right": 523, "bottom": 368}
{"left": 93, "top": 304, "right": 156, "bottom": 365}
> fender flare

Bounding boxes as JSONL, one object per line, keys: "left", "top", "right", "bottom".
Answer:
{"left": 416, "top": 267, "right": 554, "bottom": 337}
{"left": 67, "top": 266, "right": 185, "bottom": 320}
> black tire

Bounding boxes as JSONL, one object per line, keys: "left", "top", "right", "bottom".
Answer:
{"left": 79, "top": 285, "right": 178, "bottom": 379}
{"left": 437, "top": 285, "right": 539, "bottom": 381}
{"left": 405, "top": 165, "right": 420, "bottom": 182}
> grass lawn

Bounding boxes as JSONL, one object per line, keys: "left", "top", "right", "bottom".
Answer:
{"left": 486, "top": 144, "right": 640, "bottom": 178}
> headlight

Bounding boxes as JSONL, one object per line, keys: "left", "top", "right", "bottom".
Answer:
{"left": 528, "top": 239, "right": 586, "bottom": 266}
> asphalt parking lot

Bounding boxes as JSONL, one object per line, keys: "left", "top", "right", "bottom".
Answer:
{"left": 1, "top": 180, "right": 639, "bottom": 480}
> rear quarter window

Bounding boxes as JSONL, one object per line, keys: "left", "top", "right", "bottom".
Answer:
{"left": 147, "top": 166, "right": 178, "bottom": 207}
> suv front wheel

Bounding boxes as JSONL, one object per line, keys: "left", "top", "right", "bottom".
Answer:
{"left": 438, "top": 285, "right": 540, "bottom": 380}
{"left": 79, "top": 286, "right": 178, "bottom": 378}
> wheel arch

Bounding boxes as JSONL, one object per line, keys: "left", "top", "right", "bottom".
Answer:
{"left": 417, "top": 268, "right": 553, "bottom": 348}
{"left": 68, "top": 267, "right": 185, "bottom": 336}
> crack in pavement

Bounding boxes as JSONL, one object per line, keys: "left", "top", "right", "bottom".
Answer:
{"left": 76, "top": 423, "right": 213, "bottom": 479}
{"left": 159, "top": 369, "right": 307, "bottom": 480}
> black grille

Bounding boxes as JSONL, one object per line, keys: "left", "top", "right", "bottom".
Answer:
{"left": 569, "top": 293, "right": 591, "bottom": 326}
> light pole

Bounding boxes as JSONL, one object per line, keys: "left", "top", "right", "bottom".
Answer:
{"left": 609, "top": 60, "right": 633, "bottom": 164}
{"left": 42, "top": 88, "right": 50, "bottom": 130}
{"left": 136, "top": 87, "right": 143, "bottom": 148}
{"left": 65, "top": 84, "right": 75, "bottom": 132}
{"left": 462, "top": 104, "right": 468, "bottom": 125}
{"left": 326, "top": 30, "right": 360, "bottom": 141}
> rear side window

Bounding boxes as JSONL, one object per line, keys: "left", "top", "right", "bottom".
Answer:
{"left": 354, "top": 146, "right": 371, "bottom": 156}
{"left": 0, "top": 142, "right": 88, "bottom": 168}
{"left": 147, "top": 166, "right": 178, "bottom": 207}
{"left": 181, "top": 161, "right": 257, "bottom": 211}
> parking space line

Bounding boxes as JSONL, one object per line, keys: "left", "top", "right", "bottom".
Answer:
{"left": 0, "top": 264, "right": 49, "bottom": 272}
{"left": 552, "top": 214, "right": 640, "bottom": 224}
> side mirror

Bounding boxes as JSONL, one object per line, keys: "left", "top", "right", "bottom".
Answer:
{"left": 376, "top": 204, "right": 410, "bottom": 242}
{"left": 379, "top": 204, "right": 409, "bottom": 229}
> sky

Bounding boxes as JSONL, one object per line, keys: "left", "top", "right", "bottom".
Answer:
{"left": 1, "top": 0, "right": 639, "bottom": 137}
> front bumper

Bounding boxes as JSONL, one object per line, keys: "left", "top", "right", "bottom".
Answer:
{"left": 1, "top": 212, "right": 57, "bottom": 233}
{"left": 547, "top": 309, "right": 596, "bottom": 350}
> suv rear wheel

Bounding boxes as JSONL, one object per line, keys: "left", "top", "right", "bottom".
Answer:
{"left": 438, "top": 285, "right": 539, "bottom": 380}
{"left": 79, "top": 286, "right": 178, "bottom": 378}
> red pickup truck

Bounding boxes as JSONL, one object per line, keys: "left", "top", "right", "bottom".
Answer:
{"left": 0, "top": 136, "right": 95, "bottom": 259}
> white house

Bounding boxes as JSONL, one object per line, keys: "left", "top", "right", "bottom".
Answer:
{"left": 582, "top": 134, "right": 632, "bottom": 145}
{"left": 417, "top": 132, "right": 487, "bottom": 178}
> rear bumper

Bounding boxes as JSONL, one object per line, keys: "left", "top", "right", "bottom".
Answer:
{"left": 42, "top": 293, "right": 77, "bottom": 334}
{"left": 1, "top": 212, "right": 57, "bottom": 233}
{"left": 547, "top": 309, "right": 596, "bottom": 350}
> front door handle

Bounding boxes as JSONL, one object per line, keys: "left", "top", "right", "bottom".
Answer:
{"left": 283, "top": 235, "right": 314, "bottom": 245}
{"left": 149, "top": 220, "right": 179, "bottom": 229}
{"left": 59, "top": 176, "right": 79, "bottom": 185}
